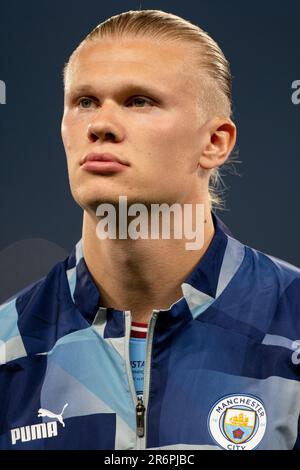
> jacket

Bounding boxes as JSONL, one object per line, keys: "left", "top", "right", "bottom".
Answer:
{"left": 1, "top": 215, "right": 300, "bottom": 450}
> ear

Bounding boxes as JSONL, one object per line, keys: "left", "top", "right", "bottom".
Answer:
{"left": 199, "top": 117, "right": 237, "bottom": 170}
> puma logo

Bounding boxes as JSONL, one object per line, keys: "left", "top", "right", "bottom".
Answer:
{"left": 37, "top": 403, "right": 68, "bottom": 427}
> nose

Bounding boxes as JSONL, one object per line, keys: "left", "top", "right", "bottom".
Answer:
{"left": 87, "top": 102, "right": 125, "bottom": 143}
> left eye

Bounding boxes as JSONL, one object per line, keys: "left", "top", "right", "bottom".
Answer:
{"left": 78, "top": 98, "right": 94, "bottom": 108}
{"left": 128, "top": 97, "right": 153, "bottom": 107}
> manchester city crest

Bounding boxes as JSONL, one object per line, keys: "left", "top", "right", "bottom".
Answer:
{"left": 208, "top": 394, "right": 267, "bottom": 450}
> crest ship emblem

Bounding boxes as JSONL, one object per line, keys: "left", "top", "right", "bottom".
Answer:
{"left": 208, "top": 394, "right": 267, "bottom": 450}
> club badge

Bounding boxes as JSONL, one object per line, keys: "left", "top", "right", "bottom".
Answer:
{"left": 208, "top": 394, "right": 267, "bottom": 450}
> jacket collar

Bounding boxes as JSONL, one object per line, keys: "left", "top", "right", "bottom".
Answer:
{"left": 65, "top": 213, "right": 245, "bottom": 324}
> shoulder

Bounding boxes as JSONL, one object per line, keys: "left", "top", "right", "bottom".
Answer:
{"left": 221, "top": 234, "right": 300, "bottom": 302}
{"left": 0, "top": 258, "right": 71, "bottom": 364}
{"left": 224, "top": 236, "right": 300, "bottom": 338}
{"left": 0, "top": 256, "right": 69, "bottom": 314}
{"left": 242, "top": 241, "right": 300, "bottom": 292}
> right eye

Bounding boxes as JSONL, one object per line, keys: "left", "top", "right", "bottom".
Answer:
{"left": 78, "top": 98, "right": 95, "bottom": 108}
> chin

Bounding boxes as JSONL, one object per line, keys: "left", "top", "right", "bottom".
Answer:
{"left": 72, "top": 187, "right": 126, "bottom": 212}
{"left": 71, "top": 182, "right": 182, "bottom": 213}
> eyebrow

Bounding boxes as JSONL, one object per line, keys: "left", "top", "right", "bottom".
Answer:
{"left": 67, "top": 82, "right": 167, "bottom": 100}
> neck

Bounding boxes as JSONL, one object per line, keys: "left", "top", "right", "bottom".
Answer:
{"left": 82, "top": 200, "right": 215, "bottom": 323}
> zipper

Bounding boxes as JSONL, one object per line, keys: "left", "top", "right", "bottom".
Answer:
{"left": 124, "top": 310, "right": 158, "bottom": 449}
{"left": 136, "top": 397, "right": 145, "bottom": 437}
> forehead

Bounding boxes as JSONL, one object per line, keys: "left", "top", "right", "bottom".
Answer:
{"left": 65, "top": 37, "right": 198, "bottom": 92}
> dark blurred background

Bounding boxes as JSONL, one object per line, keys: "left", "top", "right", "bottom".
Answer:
{"left": 0, "top": 0, "right": 299, "bottom": 302}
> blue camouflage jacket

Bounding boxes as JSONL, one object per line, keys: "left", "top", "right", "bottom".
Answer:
{"left": 0, "top": 215, "right": 300, "bottom": 450}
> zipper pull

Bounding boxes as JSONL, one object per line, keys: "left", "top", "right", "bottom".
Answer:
{"left": 136, "top": 397, "right": 145, "bottom": 437}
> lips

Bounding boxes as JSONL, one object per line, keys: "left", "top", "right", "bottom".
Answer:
{"left": 80, "top": 152, "right": 129, "bottom": 174}
{"left": 80, "top": 152, "right": 129, "bottom": 166}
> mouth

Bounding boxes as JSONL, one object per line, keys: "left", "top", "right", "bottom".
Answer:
{"left": 80, "top": 152, "right": 129, "bottom": 174}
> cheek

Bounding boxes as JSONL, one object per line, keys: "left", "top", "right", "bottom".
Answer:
{"left": 61, "top": 119, "right": 79, "bottom": 177}
{"left": 61, "top": 115, "right": 72, "bottom": 150}
{"left": 141, "top": 117, "right": 198, "bottom": 167}
{"left": 61, "top": 112, "right": 86, "bottom": 150}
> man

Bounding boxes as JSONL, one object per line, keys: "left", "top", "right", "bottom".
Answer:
{"left": 0, "top": 9, "right": 300, "bottom": 451}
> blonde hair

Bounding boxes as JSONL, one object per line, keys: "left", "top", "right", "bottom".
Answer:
{"left": 64, "top": 10, "right": 234, "bottom": 208}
